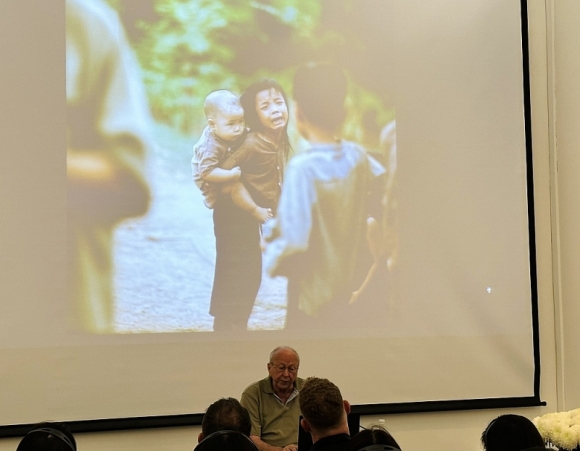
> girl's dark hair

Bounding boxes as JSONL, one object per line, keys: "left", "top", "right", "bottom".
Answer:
{"left": 17, "top": 422, "right": 77, "bottom": 451}
{"left": 481, "top": 414, "right": 545, "bottom": 451}
{"left": 349, "top": 426, "right": 402, "bottom": 451}
{"left": 240, "top": 78, "right": 291, "bottom": 161}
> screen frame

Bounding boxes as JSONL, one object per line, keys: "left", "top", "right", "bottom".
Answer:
{"left": 0, "top": 0, "right": 543, "bottom": 437}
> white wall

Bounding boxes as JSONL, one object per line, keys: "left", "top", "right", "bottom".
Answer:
{"left": 1, "top": 0, "right": 578, "bottom": 450}
{"left": 552, "top": 0, "right": 580, "bottom": 411}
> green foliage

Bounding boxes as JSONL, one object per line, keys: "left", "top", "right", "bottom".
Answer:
{"left": 115, "top": 0, "right": 395, "bottom": 152}
{"left": 128, "top": 0, "right": 317, "bottom": 134}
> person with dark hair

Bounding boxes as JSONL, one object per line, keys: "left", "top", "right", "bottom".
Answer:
{"left": 241, "top": 346, "right": 303, "bottom": 451}
{"left": 17, "top": 422, "right": 77, "bottom": 451}
{"left": 209, "top": 79, "right": 291, "bottom": 331}
{"left": 263, "top": 62, "right": 385, "bottom": 329}
{"left": 481, "top": 414, "right": 546, "bottom": 451}
{"left": 195, "top": 430, "right": 260, "bottom": 451}
{"left": 349, "top": 426, "right": 402, "bottom": 451}
{"left": 299, "top": 377, "right": 351, "bottom": 451}
{"left": 198, "top": 397, "right": 252, "bottom": 442}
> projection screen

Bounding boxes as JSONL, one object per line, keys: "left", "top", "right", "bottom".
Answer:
{"left": 0, "top": 0, "right": 540, "bottom": 429}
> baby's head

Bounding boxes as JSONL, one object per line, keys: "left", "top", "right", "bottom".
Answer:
{"left": 204, "top": 90, "right": 245, "bottom": 143}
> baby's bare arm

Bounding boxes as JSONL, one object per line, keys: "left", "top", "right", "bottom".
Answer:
{"left": 204, "top": 166, "right": 241, "bottom": 183}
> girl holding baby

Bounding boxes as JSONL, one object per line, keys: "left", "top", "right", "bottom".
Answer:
{"left": 209, "top": 79, "right": 291, "bottom": 331}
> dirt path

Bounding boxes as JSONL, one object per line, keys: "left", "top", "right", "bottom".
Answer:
{"left": 113, "top": 139, "right": 287, "bottom": 333}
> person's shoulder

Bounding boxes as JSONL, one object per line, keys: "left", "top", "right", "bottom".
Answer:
{"left": 295, "top": 377, "right": 306, "bottom": 390}
{"left": 193, "top": 127, "right": 211, "bottom": 153}
{"left": 205, "top": 128, "right": 223, "bottom": 151}
{"left": 341, "top": 140, "right": 367, "bottom": 155}
{"left": 197, "top": 127, "right": 229, "bottom": 155}
{"left": 193, "top": 126, "right": 210, "bottom": 144}
{"left": 230, "top": 128, "right": 249, "bottom": 151}
{"left": 229, "top": 131, "right": 261, "bottom": 160}
{"left": 242, "top": 379, "right": 260, "bottom": 391}
{"left": 341, "top": 141, "right": 386, "bottom": 176}
{"left": 237, "top": 131, "right": 261, "bottom": 148}
{"left": 243, "top": 376, "right": 270, "bottom": 394}
{"left": 341, "top": 140, "right": 381, "bottom": 161}
{"left": 287, "top": 142, "right": 355, "bottom": 172}
{"left": 286, "top": 148, "right": 321, "bottom": 170}
{"left": 257, "top": 376, "right": 274, "bottom": 392}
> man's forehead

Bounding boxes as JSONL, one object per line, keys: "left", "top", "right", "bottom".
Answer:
{"left": 271, "top": 349, "right": 299, "bottom": 363}
{"left": 217, "top": 106, "right": 244, "bottom": 120}
{"left": 257, "top": 88, "right": 283, "bottom": 102}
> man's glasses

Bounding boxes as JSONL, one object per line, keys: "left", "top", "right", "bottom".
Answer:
{"left": 270, "top": 364, "right": 299, "bottom": 374}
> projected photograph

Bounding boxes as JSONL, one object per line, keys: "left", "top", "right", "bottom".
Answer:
{"left": 67, "top": 0, "right": 397, "bottom": 333}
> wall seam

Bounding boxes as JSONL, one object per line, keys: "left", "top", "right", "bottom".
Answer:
{"left": 544, "top": 0, "right": 566, "bottom": 411}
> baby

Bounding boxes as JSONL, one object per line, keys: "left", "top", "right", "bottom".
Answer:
{"left": 191, "top": 90, "right": 272, "bottom": 222}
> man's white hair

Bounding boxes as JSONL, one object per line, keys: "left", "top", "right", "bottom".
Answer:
{"left": 269, "top": 346, "right": 300, "bottom": 363}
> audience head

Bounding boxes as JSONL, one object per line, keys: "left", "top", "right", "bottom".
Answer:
{"left": 299, "top": 377, "right": 350, "bottom": 438}
{"left": 194, "top": 430, "right": 259, "bottom": 451}
{"left": 267, "top": 346, "right": 300, "bottom": 396}
{"left": 17, "top": 422, "right": 76, "bottom": 451}
{"left": 292, "top": 62, "right": 348, "bottom": 133}
{"left": 349, "top": 426, "right": 401, "bottom": 451}
{"left": 199, "top": 397, "right": 251, "bottom": 441}
{"left": 481, "top": 414, "right": 545, "bottom": 451}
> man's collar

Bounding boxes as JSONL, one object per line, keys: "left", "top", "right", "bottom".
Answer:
{"left": 262, "top": 376, "right": 304, "bottom": 393}
{"left": 266, "top": 377, "right": 299, "bottom": 405}
{"left": 266, "top": 376, "right": 296, "bottom": 390}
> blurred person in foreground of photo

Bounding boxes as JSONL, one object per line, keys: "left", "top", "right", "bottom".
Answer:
{"left": 264, "top": 62, "right": 385, "bottom": 329}
{"left": 67, "top": 0, "right": 151, "bottom": 333}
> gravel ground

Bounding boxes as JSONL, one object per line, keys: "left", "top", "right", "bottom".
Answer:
{"left": 113, "top": 137, "right": 287, "bottom": 333}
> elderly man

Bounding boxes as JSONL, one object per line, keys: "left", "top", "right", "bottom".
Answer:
{"left": 299, "top": 377, "right": 351, "bottom": 451}
{"left": 241, "top": 346, "right": 304, "bottom": 451}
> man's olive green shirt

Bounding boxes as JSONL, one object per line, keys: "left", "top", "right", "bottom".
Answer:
{"left": 241, "top": 376, "right": 305, "bottom": 447}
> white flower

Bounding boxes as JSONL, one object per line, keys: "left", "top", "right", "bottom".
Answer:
{"left": 535, "top": 408, "right": 580, "bottom": 450}
{"left": 558, "top": 430, "right": 576, "bottom": 450}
